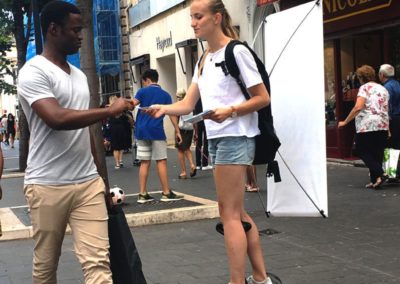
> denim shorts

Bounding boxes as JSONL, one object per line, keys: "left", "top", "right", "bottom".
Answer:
{"left": 208, "top": 136, "right": 255, "bottom": 166}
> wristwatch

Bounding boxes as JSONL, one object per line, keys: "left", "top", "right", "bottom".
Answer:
{"left": 230, "top": 106, "right": 238, "bottom": 118}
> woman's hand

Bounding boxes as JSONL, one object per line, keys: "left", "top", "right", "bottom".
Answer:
{"left": 142, "top": 104, "right": 166, "bottom": 118}
{"left": 208, "top": 107, "right": 232, "bottom": 123}
{"left": 176, "top": 131, "right": 182, "bottom": 145}
{"left": 338, "top": 121, "right": 346, "bottom": 128}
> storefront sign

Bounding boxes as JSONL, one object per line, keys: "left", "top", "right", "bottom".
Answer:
{"left": 324, "top": 0, "right": 392, "bottom": 23}
{"left": 257, "top": 0, "right": 279, "bottom": 6}
{"left": 156, "top": 31, "right": 173, "bottom": 52}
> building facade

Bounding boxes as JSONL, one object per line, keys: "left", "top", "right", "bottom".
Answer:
{"left": 126, "top": 0, "right": 400, "bottom": 154}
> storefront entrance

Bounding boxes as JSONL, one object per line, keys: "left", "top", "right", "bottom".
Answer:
{"left": 278, "top": 0, "right": 400, "bottom": 158}
{"left": 325, "top": 26, "right": 400, "bottom": 158}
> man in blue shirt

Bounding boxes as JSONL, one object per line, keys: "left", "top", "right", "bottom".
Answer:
{"left": 379, "top": 64, "right": 400, "bottom": 150}
{"left": 134, "top": 69, "right": 183, "bottom": 203}
{"left": 379, "top": 64, "right": 400, "bottom": 178}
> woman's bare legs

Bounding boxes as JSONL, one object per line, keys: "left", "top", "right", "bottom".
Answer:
{"left": 113, "top": 150, "right": 120, "bottom": 167}
{"left": 246, "top": 166, "right": 259, "bottom": 191}
{"left": 242, "top": 211, "right": 267, "bottom": 282}
{"left": 113, "top": 150, "right": 123, "bottom": 167}
{"left": 214, "top": 165, "right": 267, "bottom": 284}
{"left": 9, "top": 133, "right": 14, "bottom": 148}
{"left": 184, "top": 149, "right": 195, "bottom": 169}
{"left": 177, "top": 149, "right": 187, "bottom": 177}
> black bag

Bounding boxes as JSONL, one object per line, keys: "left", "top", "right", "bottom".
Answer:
{"left": 225, "top": 40, "right": 281, "bottom": 168}
{"left": 108, "top": 205, "right": 147, "bottom": 284}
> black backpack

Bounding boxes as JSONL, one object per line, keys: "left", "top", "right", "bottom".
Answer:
{"left": 224, "top": 40, "right": 281, "bottom": 167}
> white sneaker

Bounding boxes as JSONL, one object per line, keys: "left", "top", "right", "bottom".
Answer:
{"left": 246, "top": 275, "right": 272, "bottom": 284}
{"left": 202, "top": 165, "right": 213, "bottom": 170}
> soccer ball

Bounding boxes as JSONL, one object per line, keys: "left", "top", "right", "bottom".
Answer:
{"left": 110, "top": 186, "right": 125, "bottom": 205}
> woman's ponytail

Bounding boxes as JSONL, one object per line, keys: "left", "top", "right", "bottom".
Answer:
{"left": 208, "top": 0, "right": 239, "bottom": 40}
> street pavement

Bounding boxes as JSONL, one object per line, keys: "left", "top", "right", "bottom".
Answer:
{"left": 0, "top": 141, "right": 400, "bottom": 283}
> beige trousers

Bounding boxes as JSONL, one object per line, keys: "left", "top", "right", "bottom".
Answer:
{"left": 24, "top": 177, "right": 112, "bottom": 284}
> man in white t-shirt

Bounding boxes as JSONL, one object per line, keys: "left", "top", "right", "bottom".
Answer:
{"left": 17, "top": 2, "right": 133, "bottom": 283}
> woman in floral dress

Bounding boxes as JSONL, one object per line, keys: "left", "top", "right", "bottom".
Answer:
{"left": 339, "top": 65, "right": 389, "bottom": 188}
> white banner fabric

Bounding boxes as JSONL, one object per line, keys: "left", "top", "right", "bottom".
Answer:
{"left": 264, "top": 1, "right": 328, "bottom": 217}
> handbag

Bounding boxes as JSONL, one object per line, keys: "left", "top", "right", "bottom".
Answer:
{"left": 108, "top": 205, "right": 147, "bottom": 284}
{"left": 383, "top": 148, "right": 400, "bottom": 178}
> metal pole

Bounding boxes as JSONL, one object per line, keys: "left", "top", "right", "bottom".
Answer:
{"left": 32, "top": 0, "right": 43, "bottom": 54}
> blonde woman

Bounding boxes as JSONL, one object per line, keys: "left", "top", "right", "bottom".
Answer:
{"left": 146, "top": 1, "right": 272, "bottom": 283}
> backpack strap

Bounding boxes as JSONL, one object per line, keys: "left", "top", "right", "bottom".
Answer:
{"left": 224, "top": 40, "right": 271, "bottom": 97}
{"left": 225, "top": 40, "right": 272, "bottom": 119}
{"left": 225, "top": 40, "right": 250, "bottom": 99}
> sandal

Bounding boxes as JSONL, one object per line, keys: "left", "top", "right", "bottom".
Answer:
{"left": 365, "top": 182, "right": 374, "bottom": 188}
{"left": 190, "top": 166, "right": 197, "bottom": 178}
{"left": 178, "top": 174, "right": 187, "bottom": 179}
{"left": 245, "top": 185, "right": 260, "bottom": 192}
{"left": 372, "top": 175, "right": 388, "bottom": 189}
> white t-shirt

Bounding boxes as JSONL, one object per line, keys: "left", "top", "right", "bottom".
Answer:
{"left": 1, "top": 117, "right": 7, "bottom": 130}
{"left": 192, "top": 44, "right": 263, "bottom": 139}
{"left": 17, "top": 55, "right": 98, "bottom": 185}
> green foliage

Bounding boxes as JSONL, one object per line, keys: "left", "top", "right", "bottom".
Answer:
{"left": 0, "top": 9, "right": 16, "bottom": 95}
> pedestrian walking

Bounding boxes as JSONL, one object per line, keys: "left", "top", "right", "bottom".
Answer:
{"left": 6, "top": 113, "right": 16, "bottom": 148}
{"left": 108, "top": 96, "right": 132, "bottom": 169}
{"left": 175, "top": 88, "right": 197, "bottom": 179}
{"left": 379, "top": 64, "right": 400, "bottom": 178}
{"left": 133, "top": 69, "right": 184, "bottom": 203}
{"left": 1, "top": 114, "right": 8, "bottom": 145}
{"left": 193, "top": 99, "right": 211, "bottom": 170}
{"left": 339, "top": 65, "right": 389, "bottom": 188}
{"left": 17, "top": 1, "right": 134, "bottom": 283}
{"left": 145, "top": 1, "right": 272, "bottom": 283}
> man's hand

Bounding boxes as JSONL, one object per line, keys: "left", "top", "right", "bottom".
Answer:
{"left": 108, "top": 98, "right": 135, "bottom": 116}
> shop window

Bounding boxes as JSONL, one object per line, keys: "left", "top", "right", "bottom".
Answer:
{"left": 324, "top": 40, "right": 335, "bottom": 125}
{"left": 100, "top": 74, "right": 120, "bottom": 103}
{"left": 340, "top": 33, "right": 382, "bottom": 119}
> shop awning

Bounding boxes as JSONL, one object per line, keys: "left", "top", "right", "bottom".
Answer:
{"left": 175, "top": 39, "right": 197, "bottom": 48}
{"left": 130, "top": 54, "right": 150, "bottom": 65}
{"left": 175, "top": 39, "right": 198, "bottom": 75}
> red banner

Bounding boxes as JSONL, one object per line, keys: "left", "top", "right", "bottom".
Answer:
{"left": 257, "top": 0, "right": 278, "bottom": 6}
